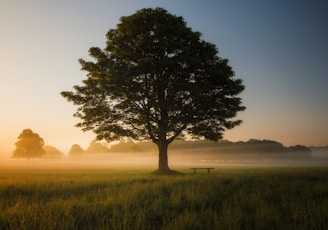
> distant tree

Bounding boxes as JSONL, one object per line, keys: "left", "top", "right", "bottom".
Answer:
{"left": 44, "top": 146, "right": 64, "bottom": 159}
{"left": 12, "top": 129, "right": 46, "bottom": 159}
{"left": 109, "top": 140, "right": 156, "bottom": 153}
{"left": 108, "top": 141, "right": 138, "bottom": 153}
{"left": 288, "top": 145, "right": 312, "bottom": 157}
{"left": 61, "top": 8, "right": 245, "bottom": 173}
{"left": 235, "top": 139, "right": 287, "bottom": 154}
{"left": 69, "top": 144, "right": 85, "bottom": 156}
{"left": 86, "top": 141, "right": 110, "bottom": 153}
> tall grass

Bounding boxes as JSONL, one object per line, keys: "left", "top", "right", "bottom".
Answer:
{"left": 0, "top": 167, "right": 327, "bottom": 229}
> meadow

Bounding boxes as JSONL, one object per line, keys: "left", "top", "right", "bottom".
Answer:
{"left": 0, "top": 165, "right": 327, "bottom": 230}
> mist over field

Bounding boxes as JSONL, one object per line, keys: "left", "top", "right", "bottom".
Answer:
{"left": 2, "top": 139, "right": 328, "bottom": 171}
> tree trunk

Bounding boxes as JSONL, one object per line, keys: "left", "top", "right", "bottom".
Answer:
{"left": 156, "top": 140, "right": 170, "bottom": 172}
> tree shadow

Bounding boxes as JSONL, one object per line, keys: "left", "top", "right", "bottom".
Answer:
{"left": 151, "top": 169, "right": 182, "bottom": 175}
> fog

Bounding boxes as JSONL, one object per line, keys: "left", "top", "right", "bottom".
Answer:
{"left": 0, "top": 153, "right": 157, "bottom": 171}
{"left": 1, "top": 149, "right": 328, "bottom": 173}
{"left": 1, "top": 139, "right": 327, "bottom": 171}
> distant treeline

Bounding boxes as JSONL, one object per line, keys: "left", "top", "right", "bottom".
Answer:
{"left": 73, "top": 139, "right": 324, "bottom": 159}
{"left": 45, "top": 139, "right": 328, "bottom": 161}
{"left": 13, "top": 128, "right": 326, "bottom": 160}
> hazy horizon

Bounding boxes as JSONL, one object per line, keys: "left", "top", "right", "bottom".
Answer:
{"left": 1, "top": 136, "right": 327, "bottom": 159}
{"left": 1, "top": 150, "right": 328, "bottom": 170}
{"left": 2, "top": 138, "right": 327, "bottom": 168}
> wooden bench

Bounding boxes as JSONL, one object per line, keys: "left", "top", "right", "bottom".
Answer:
{"left": 190, "top": 167, "right": 214, "bottom": 174}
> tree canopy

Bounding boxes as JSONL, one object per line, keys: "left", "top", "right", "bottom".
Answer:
{"left": 69, "top": 144, "right": 85, "bottom": 156}
{"left": 44, "top": 146, "right": 64, "bottom": 159}
{"left": 12, "top": 129, "right": 46, "bottom": 159}
{"left": 86, "top": 141, "right": 111, "bottom": 153}
{"left": 61, "top": 8, "right": 245, "bottom": 172}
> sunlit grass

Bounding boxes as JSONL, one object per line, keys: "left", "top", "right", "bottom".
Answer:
{"left": 0, "top": 167, "right": 327, "bottom": 229}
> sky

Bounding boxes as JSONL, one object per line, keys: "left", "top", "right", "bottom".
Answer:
{"left": 1, "top": 0, "right": 327, "bottom": 156}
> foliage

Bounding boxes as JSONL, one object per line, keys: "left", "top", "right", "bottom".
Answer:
{"left": 12, "top": 129, "right": 45, "bottom": 159}
{"left": 288, "top": 145, "right": 312, "bottom": 157}
{"left": 86, "top": 141, "right": 111, "bottom": 153}
{"left": 43, "top": 146, "right": 64, "bottom": 159}
{"left": 68, "top": 144, "right": 85, "bottom": 156}
{"left": 233, "top": 139, "right": 287, "bottom": 154}
{"left": 109, "top": 140, "right": 156, "bottom": 153}
{"left": 109, "top": 139, "right": 312, "bottom": 157}
{"left": 61, "top": 8, "right": 245, "bottom": 171}
{"left": 0, "top": 168, "right": 327, "bottom": 229}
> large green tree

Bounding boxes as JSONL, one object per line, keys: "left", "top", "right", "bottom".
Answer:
{"left": 12, "top": 129, "right": 46, "bottom": 159}
{"left": 61, "top": 8, "right": 245, "bottom": 172}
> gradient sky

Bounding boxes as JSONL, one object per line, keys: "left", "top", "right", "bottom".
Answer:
{"left": 1, "top": 0, "right": 327, "bottom": 156}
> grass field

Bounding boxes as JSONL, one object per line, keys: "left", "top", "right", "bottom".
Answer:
{"left": 0, "top": 165, "right": 327, "bottom": 230}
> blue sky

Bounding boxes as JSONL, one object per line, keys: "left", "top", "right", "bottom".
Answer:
{"left": 1, "top": 0, "right": 327, "bottom": 156}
